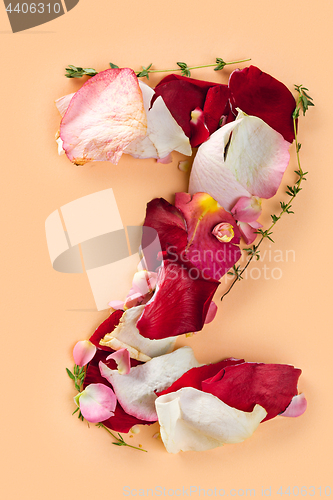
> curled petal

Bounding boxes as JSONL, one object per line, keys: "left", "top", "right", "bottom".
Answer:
{"left": 106, "top": 348, "right": 131, "bottom": 375}
{"left": 73, "top": 340, "right": 97, "bottom": 367}
{"left": 99, "top": 304, "right": 176, "bottom": 360}
{"left": 60, "top": 68, "right": 147, "bottom": 165}
{"left": 280, "top": 393, "right": 307, "bottom": 417}
{"left": 155, "top": 387, "right": 267, "bottom": 453}
{"left": 189, "top": 107, "right": 210, "bottom": 147}
{"left": 99, "top": 347, "right": 200, "bottom": 421}
{"left": 74, "top": 383, "right": 116, "bottom": 423}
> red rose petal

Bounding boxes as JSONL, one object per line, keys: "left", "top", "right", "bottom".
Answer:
{"left": 202, "top": 362, "right": 301, "bottom": 421}
{"left": 228, "top": 66, "right": 296, "bottom": 143}
{"left": 136, "top": 259, "right": 219, "bottom": 340}
{"left": 203, "top": 85, "right": 230, "bottom": 135}
{"left": 157, "top": 358, "right": 245, "bottom": 395}
{"left": 89, "top": 309, "right": 124, "bottom": 351}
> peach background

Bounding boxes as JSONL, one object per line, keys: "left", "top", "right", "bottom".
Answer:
{"left": 1, "top": 1, "right": 332, "bottom": 499}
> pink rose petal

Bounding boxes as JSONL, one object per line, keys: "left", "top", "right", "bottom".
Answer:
{"left": 75, "top": 383, "right": 116, "bottom": 423}
{"left": 280, "top": 393, "right": 307, "bottom": 417}
{"left": 73, "top": 340, "right": 97, "bottom": 367}
{"left": 60, "top": 68, "right": 147, "bottom": 165}
{"left": 106, "top": 348, "right": 131, "bottom": 375}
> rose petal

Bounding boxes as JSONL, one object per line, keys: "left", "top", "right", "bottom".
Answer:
{"left": 189, "top": 107, "right": 210, "bottom": 148}
{"left": 155, "top": 387, "right": 267, "bottom": 453}
{"left": 55, "top": 93, "right": 75, "bottom": 117}
{"left": 60, "top": 68, "right": 147, "bottom": 165}
{"left": 136, "top": 259, "right": 219, "bottom": 340}
{"left": 106, "top": 348, "right": 131, "bottom": 375}
{"left": 202, "top": 362, "right": 302, "bottom": 421}
{"left": 83, "top": 352, "right": 150, "bottom": 432}
{"left": 204, "top": 301, "right": 217, "bottom": 324}
{"left": 124, "top": 81, "right": 191, "bottom": 159}
{"left": 75, "top": 383, "right": 116, "bottom": 423}
{"left": 73, "top": 340, "right": 97, "bottom": 367}
{"left": 175, "top": 192, "right": 241, "bottom": 280}
{"left": 228, "top": 66, "right": 296, "bottom": 142}
{"left": 99, "top": 304, "right": 176, "bottom": 360}
{"left": 99, "top": 346, "right": 200, "bottom": 421}
{"left": 280, "top": 393, "right": 307, "bottom": 417}
{"left": 189, "top": 111, "right": 291, "bottom": 210}
{"left": 89, "top": 309, "right": 124, "bottom": 351}
{"left": 231, "top": 196, "right": 262, "bottom": 223}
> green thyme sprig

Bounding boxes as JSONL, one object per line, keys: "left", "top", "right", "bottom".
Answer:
{"left": 221, "top": 85, "right": 313, "bottom": 301}
{"left": 65, "top": 65, "right": 98, "bottom": 78}
{"left": 96, "top": 423, "right": 147, "bottom": 452}
{"left": 66, "top": 365, "right": 146, "bottom": 451}
{"left": 65, "top": 58, "right": 251, "bottom": 79}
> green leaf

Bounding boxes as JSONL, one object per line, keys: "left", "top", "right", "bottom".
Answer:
{"left": 176, "top": 62, "right": 191, "bottom": 77}
{"left": 214, "top": 57, "right": 226, "bottom": 71}
{"left": 109, "top": 63, "right": 119, "bottom": 69}
{"left": 66, "top": 368, "right": 75, "bottom": 380}
{"left": 72, "top": 407, "right": 79, "bottom": 415}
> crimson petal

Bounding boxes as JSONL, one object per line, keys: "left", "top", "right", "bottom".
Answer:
{"left": 136, "top": 259, "right": 219, "bottom": 340}
{"left": 157, "top": 358, "right": 245, "bottom": 395}
{"left": 228, "top": 66, "right": 296, "bottom": 143}
{"left": 202, "top": 362, "right": 301, "bottom": 421}
{"left": 89, "top": 309, "right": 124, "bottom": 351}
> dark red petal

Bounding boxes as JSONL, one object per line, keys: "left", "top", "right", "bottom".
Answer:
{"left": 202, "top": 362, "right": 301, "bottom": 421}
{"left": 142, "top": 198, "right": 188, "bottom": 269}
{"left": 189, "top": 108, "right": 210, "bottom": 147}
{"left": 157, "top": 358, "right": 245, "bottom": 396}
{"left": 136, "top": 259, "right": 219, "bottom": 340}
{"left": 153, "top": 80, "right": 206, "bottom": 137}
{"left": 228, "top": 66, "right": 296, "bottom": 143}
{"left": 89, "top": 309, "right": 124, "bottom": 351}
{"left": 203, "top": 85, "right": 230, "bottom": 135}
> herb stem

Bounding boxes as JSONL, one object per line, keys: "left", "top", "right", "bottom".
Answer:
{"left": 97, "top": 423, "right": 147, "bottom": 452}
{"left": 221, "top": 115, "right": 306, "bottom": 301}
{"left": 147, "top": 58, "right": 251, "bottom": 74}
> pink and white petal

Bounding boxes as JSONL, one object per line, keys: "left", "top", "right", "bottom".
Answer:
{"left": 73, "top": 340, "right": 97, "bottom": 367}
{"left": 155, "top": 387, "right": 267, "bottom": 453}
{"left": 55, "top": 93, "right": 75, "bottom": 117}
{"left": 60, "top": 68, "right": 147, "bottom": 165}
{"left": 99, "top": 347, "right": 200, "bottom": 421}
{"left": 189, "top": 120, "right": 251, "bottom": 211}
{"left": 280, "top": 393, "right": 307, "bottom": 417}
{"left": 204, "top": 301, "right": 217, "bottom": 324}
{"left": 231, "top": 196, "right": 262, "bottom": 223}
{"left": 225, "top": 111, "right": 291, "bottom": 199}
{"left": 99, "top": 305, "right": 176, "bottom": 360}
{"left": 75, "top": 383, "right": 116, "bottom": 423}
{"left": 106, "top": 348, "right": 131, "bottom": 375}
